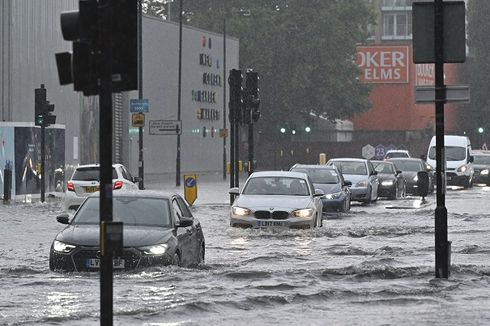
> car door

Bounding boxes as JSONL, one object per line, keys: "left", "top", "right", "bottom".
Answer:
{"left": 171, "top": 196, "right": 198, "bottom": 266}
{"left": 367, "top": 161, "right": 379, "bottom": 199}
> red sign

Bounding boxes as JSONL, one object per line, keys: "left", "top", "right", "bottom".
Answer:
{"left": 415, "top": 64, "right": 435, "bottom": 85}
{"left": 356, "top": 46, "right": 409, "bottom": 83}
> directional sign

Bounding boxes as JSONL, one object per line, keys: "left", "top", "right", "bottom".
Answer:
{"left": 362, "top": 144, "right": 375, "bottom": 160}
{"left": 183, "top": 174, "right": 198, "bottom": 205}
{"left": 130, "top": 99, "right": 149, "bottom": 113}
{"left": 415, "top": 85, "right": 470, "bottom": 103}
{"left": 149, "top": 120, "right": 182, "bottom": 135}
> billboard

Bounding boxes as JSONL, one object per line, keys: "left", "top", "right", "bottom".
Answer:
{"left": 356, "top": 45, "right": 410, "bottom": 84}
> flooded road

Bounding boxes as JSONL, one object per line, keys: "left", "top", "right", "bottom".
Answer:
{"left": 1, "top": 184, "right": 490, "bottom": 325}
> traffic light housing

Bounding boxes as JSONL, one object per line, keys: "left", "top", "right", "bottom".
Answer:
{"left": 228, "top": 69, "right": 243, "bottom": 124}
{"left": 34, "top": 84, "right": 56, "bottom": 127}
{"left": 245, "top": 71, "right": 260, "bottom": 123}
{"left": 56, "top": 0, "right": 137, "bottom": 95}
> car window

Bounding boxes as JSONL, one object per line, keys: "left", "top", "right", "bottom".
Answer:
{"left": 72, "top": 167, "right": 117, "bottom": 181}
{"left": 119, "top": 166, "right": 129, "bottom": 180}
{"left": 172, "top": 199, "right": 184, "bottom": 221}
{"left": 428, "top": 146, "right": 466, "bottom": 161}
{"left": 391, "top": 160, "right": 423, "bottom": 172}
{"left": 290, "top": 168, "right": 340, "bottom": 184}
{"left": 330, "top": 161, "right": 367, "bottom": 175}
{"left": 375, "top": 162, "right": 395, "bottom": 174}
{"left": 72, "top": 197, "right": 171, "bottom": 227}
{"left": 473, "top": 155, "right": 490, "bottom": 164}
{"left": 243, "top": 177, "right": 310, "bottom": 196}
{"left": 175, "top": 196, "right": 193, "bottom": 218}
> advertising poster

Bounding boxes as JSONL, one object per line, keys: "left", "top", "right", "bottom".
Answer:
{"left": 0, "top": 126, "right": 16, "bottom": 195}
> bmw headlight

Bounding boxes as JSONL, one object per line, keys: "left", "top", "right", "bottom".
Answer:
{"left": 140, "top": 243, "right": 169, "bottom": 255}
{"left": 381, "top": 180, "right": 394, "bottom": 186}
{"left": 355, "top": 181, "right": 368, "bottom": 187}
{"left": 481, "top": 169, "right": 489, "bottom": 175}
{"left": 325, "top": 192, "right": 342, "bottom": 200}
{"left": 457, "top": 165, "right": 467, "bottom": 173}
{"left": 231, "top": 206, "right": 251, "bottom": 216}
{"left": 292, "top": 208, "right": 314, "bottom": 218}
{"left": 53, "top": 240, "right": 76, "bottom": 253}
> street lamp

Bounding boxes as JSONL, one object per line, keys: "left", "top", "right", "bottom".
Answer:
{"left": 305, "top": 126, "right": 311, "bottom": 154}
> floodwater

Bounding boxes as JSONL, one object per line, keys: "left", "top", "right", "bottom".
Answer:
{"left": 1, "top": 183, "right": 490, "bottom": 325}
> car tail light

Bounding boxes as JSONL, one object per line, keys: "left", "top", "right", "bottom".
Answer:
{"left": 67, "top": 181, "right": 75, "bottom": 192}
{"left": 113, "top": 181, "right": 123, "bottom": 190}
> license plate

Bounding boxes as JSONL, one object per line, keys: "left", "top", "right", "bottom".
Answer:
{"left": 85, "top": 186, "right": 99, "bottom": 193}
{"left": 257, "top": 220, "right": 284, "bottom": 227}
{"left": 85, "top": 258, "right": 125, "bottom": 269}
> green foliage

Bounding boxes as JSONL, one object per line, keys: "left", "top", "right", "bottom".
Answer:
{"left": 182, "top": 0, "right": 375, "bottom": 129}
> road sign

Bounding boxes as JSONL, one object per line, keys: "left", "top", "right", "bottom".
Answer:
{"left": 375, "top": 144, "right": 386, "bottom": 159}
{"left": 130, "top": 99, "right": 149, "bottom": 113}
{"left": 131, "top": 113, "right": 145, "bottom": 127}
{"left": 362, "top": 144, "right": 375, "bottom": 159}
{"left": 415, "top": 85, "right": 470, "bottom": 103}
{"left": 184, "top": 174, "right": 197, "bottom": 205}
{"left": 149, "top": 120, "right": 182, "bottom": 135}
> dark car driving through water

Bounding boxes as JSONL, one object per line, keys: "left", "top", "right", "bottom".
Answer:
{"left": 372, "top": 160, "right": 406, "bottom": 199}
{"left": 50, "top": 191, "right": 205, "bottom": 272}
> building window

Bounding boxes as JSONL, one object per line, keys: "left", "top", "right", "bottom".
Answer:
{"left": 382, "top": 12, "right": 412, "bottom": 40}
{"left": 382, "top": 0, "right": 414, "bottom": 10}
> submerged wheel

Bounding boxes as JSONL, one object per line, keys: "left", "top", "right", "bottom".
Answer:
{"left": 173, "top": 252, "right": 181, "bottom": 267}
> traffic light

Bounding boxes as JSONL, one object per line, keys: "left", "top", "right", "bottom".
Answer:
{"left": 228, "top": 69, "right": 243, "bottom": 124}
{"left": 34, "top": 85, "right": 56, "bottom": 127}
{"left": 56, "top": 0, "right": 137, "bottom": 95}
{"left": 245, "top": 71, "right": 260, "bottom": 123}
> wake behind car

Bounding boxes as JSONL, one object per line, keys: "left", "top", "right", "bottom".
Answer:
{"left": 229, "top": 171, "right": 324, "bottom": 229}
{"left": 290, "top": 164, "right": 351, "bottom": 212}
{"left": 50, "top": 191, "right": 205, "bottom": 272}
{"left": 64, "top": 163, "right": 140, "bottom": 211}
{"left": 372, "top": 160, "right": 406, "bottom": 199}
{"left": 472, "top": 150, "right": 490, "bottom": 185}
{"left": 326, "top": 158, "right": 379, "bottom": 204}
{"left": 388, "top": 157, "right": 434, "bottom": 195}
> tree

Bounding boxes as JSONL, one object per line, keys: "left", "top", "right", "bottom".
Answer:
{"left": 182, "top": 0, "right": 374, "bottom": 131}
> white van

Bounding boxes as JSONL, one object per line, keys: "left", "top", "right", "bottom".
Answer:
{"left": 426, "top": 135, "right": 474, "bottom": 188}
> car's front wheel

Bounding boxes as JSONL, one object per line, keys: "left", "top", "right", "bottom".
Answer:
{"left": 173, "top": 252, "right": 181, "bottom": 267}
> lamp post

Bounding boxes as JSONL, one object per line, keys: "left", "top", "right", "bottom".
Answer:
{"left": 305, "top": 126, "right": 311, "bottom": 158}
{"left": 478, "top": 127, "right": 484, "bottom": 149}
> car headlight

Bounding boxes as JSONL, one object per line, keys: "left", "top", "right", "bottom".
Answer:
{"left": 381, "top": 180, "right": 394, "bottom": 186}
{"left": 53, "top": 240, "right": 76, "bottom": 253}
{"left": 140, "top": 243, "right": 169, "bottom": 255}
{"left": 231, "top": 206, "right": 251, "bottom": 216}
{"left": 325, "top": 192, "right": 342, "bottom": 200}
{"left": 481, "top": 169, "right": 489, "bottom": 175}
{"left": 355, "top": 181, "right": 368, "bottom": 187}
{"left": 292, "top": 208, "right": 314, "bottom": 218}
{"left": 457, "top": 165, "right": 467, "bottom": 173}
{"left": 413, "top": 175, "right": 418, "bottom": 182}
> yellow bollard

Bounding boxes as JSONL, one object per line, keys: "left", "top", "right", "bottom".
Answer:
{"left": 226, "top": 162, "right": 231, "bottom": 174}
{"left": 319, "top": 153, "right": 327, "bottom": 165}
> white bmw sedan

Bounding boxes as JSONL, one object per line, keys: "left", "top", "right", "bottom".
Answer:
{"left": 229, "top": 171, "right": 324, "bottom": 229}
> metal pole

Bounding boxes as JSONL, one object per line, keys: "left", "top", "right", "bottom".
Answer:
{"left": 434, "top": 0, "right": 449, "bottom": 279}
{"left": 222, "top": 17, "right": 227, "bottom": 180}
{"left": 176, "top": 0, "right": 183, "bottom": 187}
{"left": 234, "top": 119, "right": 240, "bottom": 188}
{"left": 248, "top": 120, "right": 254, "bottom": 176}
{"left": 40, "top": 123, "right": 45, "bottom": 202}
{"left": 138, "top": 0, "right": 144, "bottom": 190}
{"left": 99, "top": 3, "right": 114, "bottom": 324}
{"left": 229, "top": 81, "right": 235, "bottom": 204}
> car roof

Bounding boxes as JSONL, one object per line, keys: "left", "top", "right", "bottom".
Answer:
{"left": 387, "top": 157, "right": 422, "bottom": 162}
{"left": 88, "top": 190, "right": 177, "bottom": 199}
{"left": 385, "top": 149, "right": 409, "bottom": 153}
{"left": 249, "top": 171, "right": 308, "bottom": 179}
{"left": 372, "top": 160, "right": 394, "bottom": 165}
{"left": 290, "top": 164, "right": 337, "bottom": 170}
{"left": 472, "top": 150, "right": 490, "bottom": 155}
{"left": 75, "top": 163, "right": 124, "bottom": 169}
{"left": 328, "top": 158, "right": 368, "bottom": 162}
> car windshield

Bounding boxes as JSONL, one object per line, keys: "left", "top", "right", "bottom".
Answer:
{"left": 329, "top": 161, "right": 367, "bottom": 175}
{"left": 385, "top": 152, "right": 408, "bottom": 158}
{"left": 374, "top": 162, "right": 395, "bottom": 174}
{"left": 291, "top": 168, "right": 340, "bottom": 184}
{"left": 391, "top": 160, "right": 422, "bottom": 172}
{"left": 72, "top": 167, "right": 117, "bottom": 181}
{"left": 72, "top": 197, "right": 171, "bottom": 227}
{"left": 428, "top": 146, "right": 466, "bottom": 161}
{"left": 243, "top": 177, "right": 310, "bottom": 196}
{"left": 473, "top": 155, "right": 490, "bottom": 164}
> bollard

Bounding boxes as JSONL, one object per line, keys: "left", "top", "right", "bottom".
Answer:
{"left": 319, "top": 153, "right": 327, "bottom": 165}
{"left": 3, "top": 167, "right": 12, "bottom": 204}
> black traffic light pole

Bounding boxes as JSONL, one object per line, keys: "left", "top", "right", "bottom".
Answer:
{"left": 41, "top": 121, "right": 46, "bottom": 203}
{"left": 434, "top": 0, "right": 450, "bottom": 279}
{"left": 98, "top": 3, "right": 114, "bottom": 325}
{"left": 248, "top": 120, "right": 254, "bottom": 176}
{"left": 138, "top": 0, "right": 144, "bottom": 190}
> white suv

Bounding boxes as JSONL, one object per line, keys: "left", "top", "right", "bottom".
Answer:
{"left": 64, "top": 163, "right": 140, "bottom": 211}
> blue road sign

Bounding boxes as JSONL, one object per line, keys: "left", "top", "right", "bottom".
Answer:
{"left": 130, "top": 99, "right": 149, "bottom": 113}
{"left": 375, "top": 144, "right": 386, "bottom": 159}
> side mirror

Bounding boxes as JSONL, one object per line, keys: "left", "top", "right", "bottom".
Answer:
{"left": 396, "top": 170, "right": 402, "bottom": 175}
{"left": 177, "top": 217, "right": 194, "bottom": 228}
{"left": 417, "top": 171, "right": 429, "bottom": 198}
{"left": 314, "top": 189, "right": 325, "bottom": 197}
{"left": 371, "top": 171, "right": 378, "bottom": 176}
{"left": 344, "top": 180, "right": 352, "bottom": 187}
{"left": 468, "top": 155, "right": 474, "bottom": 163}
{"left": 229, "top": 187, "right": 240, "bottom": 195}
{"left": 56, "top": 213, "right": 70, "bottom": 224}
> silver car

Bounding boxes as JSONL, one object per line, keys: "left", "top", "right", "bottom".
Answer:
{"left": 229, "top": 171, "right": 324, "bottom": 229}
{"left": 326, "top": 158, "right": 379, "bottom": 204}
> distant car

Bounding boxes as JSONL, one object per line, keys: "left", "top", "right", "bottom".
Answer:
{"left": 64, "top": 163, "right": 140, "bottom": 211}
{"left": 471, "top": 150, "right": 490, "bottom": 185}
{"left": 229, "top": 171, "right": 324, "bottom": 229}
{"left": 372, "top": 160, "right": 406, "bottom": 199}
{"left": 384, "top": 149, "right": 411, "bottom": 160}
{"left": 50, "top": 191, "right": 205, "bottom": 272}
{"left": 326, "top": 158, "right": 379, "bottom": 204}
{"left": 290, "top": 164, "right": 351, "bottom": 213}
{"left": 388, "top": 158, "right": 434, "bottom": 195}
